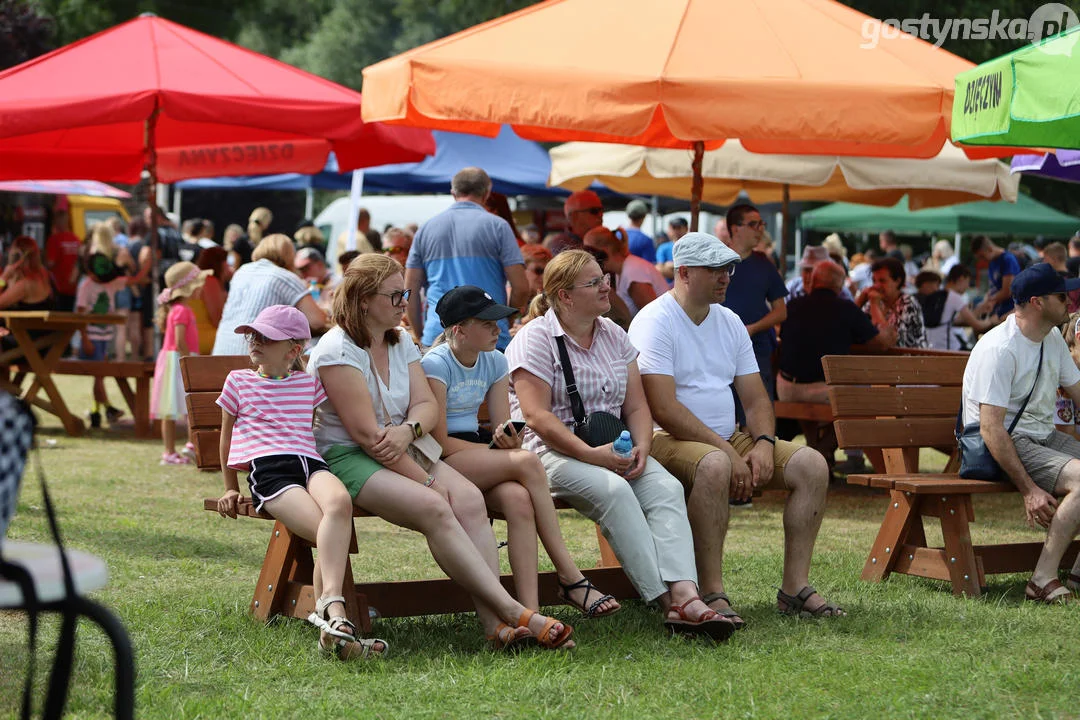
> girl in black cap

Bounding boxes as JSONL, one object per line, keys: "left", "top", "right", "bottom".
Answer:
{"left": 422, "top": 285, "right": 620, "bottom": 619}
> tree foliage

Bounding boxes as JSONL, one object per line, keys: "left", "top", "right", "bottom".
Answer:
{"left": 0, "top": 0, "right": 54, "bottom": 70}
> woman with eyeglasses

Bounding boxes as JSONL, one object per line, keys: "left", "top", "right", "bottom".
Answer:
{"left": 853, "top": 257, "right": 928, "bottom": 349}
{"left": 506, "top": 249, "right": 734, "bottom": 641}
{"left": 307, "top": 254, "right": 575, "bottom": 651}
{"left": 212, "top": 234, "right": 327, "bottom": 356}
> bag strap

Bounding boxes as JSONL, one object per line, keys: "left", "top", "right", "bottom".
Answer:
{"left": 955, "top": 341, "right": 1044, "bottom": 436}
{"left": 1008, "top": 341, "right": 1044, "bottom": 434}
{"left": 554, "top": 335, "right": 586, "bottom": 426}
{"left": 366, "top": 353, "right": 395, "bottom": 427}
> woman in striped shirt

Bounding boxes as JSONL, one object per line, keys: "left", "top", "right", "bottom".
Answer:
{"left": 507, "top": 250, "right": 735, "bottom": 642}
{"left": 211, "top": 234, "right": 327, "bottom": 356}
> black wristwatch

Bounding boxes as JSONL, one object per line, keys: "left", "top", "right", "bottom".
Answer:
{"left": 408, "top": 421, "right": 424, "bottom": 439}
{"left": 755, "top": 434, "right": 776, "bottom": 446}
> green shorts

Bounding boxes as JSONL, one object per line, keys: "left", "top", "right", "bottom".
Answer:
{"left": 322, "top": 444, "right": 384, "bottom": 499}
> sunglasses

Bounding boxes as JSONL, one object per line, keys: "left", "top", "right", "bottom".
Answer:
{"left": 574, "top": 274, "right": 611, "bottom": 290}
{"left": 375, "top": 289, "right": 411, "bottom": 307}
{"left": 245, "top": 331, "right": 286, "bottom": 346}
{"left": 584, "top": 246, "right": 609, "bottom": 264}
{"left": 573, "top": 207, "right": 604, "bottom": 216}
{"left": 384, "top": 246, "right": 408, "bottom": 256}
{"left": 528, "top": 266, "right": 546, "bottom": 275}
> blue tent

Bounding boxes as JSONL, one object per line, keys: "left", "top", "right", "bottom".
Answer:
{"left": 176, "top": 126, "right": 576, "bottom": 196}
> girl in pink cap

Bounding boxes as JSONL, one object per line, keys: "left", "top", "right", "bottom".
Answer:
{"left": 215, "top": 304, "right": 387, "bottom": 661}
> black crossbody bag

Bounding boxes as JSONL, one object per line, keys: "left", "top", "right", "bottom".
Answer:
{"left": 555, "top": 335, "right": 628, "bottom": 447}
{"left": 955, "top": 342, "right": 1042, "bottom": 480}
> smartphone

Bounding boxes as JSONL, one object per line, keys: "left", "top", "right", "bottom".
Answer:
{"left": 488, "top": 420, "right": 527, "bottom": 448}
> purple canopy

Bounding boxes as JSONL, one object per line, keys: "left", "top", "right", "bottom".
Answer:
{"left": 1011, "top": 151, "right": 1080, "bottom": 183}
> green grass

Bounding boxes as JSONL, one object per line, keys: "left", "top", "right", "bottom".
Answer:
{"left": 2, "top": 377, "right": 1078, "bottom": 719}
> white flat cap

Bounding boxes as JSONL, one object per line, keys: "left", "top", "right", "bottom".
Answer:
{"left": 673, "top": 232, "right": 741, "bottom": 269}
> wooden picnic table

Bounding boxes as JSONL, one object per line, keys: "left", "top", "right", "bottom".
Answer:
{"left": 0, "top": 311, "right": 125, "bottom": 436}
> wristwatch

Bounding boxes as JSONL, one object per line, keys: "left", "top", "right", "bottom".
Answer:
{"left": 755, "top": 434, "right": 776, "bottom": 446}
{"left": 408, "top": 420, "right": 424, "bottom": 439}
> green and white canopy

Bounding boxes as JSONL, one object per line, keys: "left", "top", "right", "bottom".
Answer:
{"left": 952, "top": 27, "right": 1080, "bottom": 149}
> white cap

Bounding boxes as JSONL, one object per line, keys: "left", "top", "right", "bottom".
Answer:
{"left": 672, "top": 232, "right": 741, "bottom": 269}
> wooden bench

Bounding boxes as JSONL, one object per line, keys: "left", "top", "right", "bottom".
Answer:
{"left": 822, "top": 354, "right": 1080, "bottom": 597}
{"left": 53, "top": 360, "right": 155, "bottom": 438}
{"left": 182, "top": 355, "right": 637, "bottom": 632}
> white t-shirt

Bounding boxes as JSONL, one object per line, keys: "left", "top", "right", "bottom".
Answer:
{"left": 924, "top": 290, "right": 970, "bottom": 351}
{"left": 628, "top": 292, "right": 757, "bottom": 439}
{"left": 962, "top": 316, "right": 1080, "bottom": 439}
{"left": 617, "top": 255, "right": 670, "bottom": 316}
{"left": 307, "top": 326, "right": 421, "bottom": 452}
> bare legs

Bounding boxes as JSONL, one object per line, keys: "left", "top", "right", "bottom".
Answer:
{"left": 355, "top": 463, "right": 570, "bottom": 644}
{"left": 446, "top": 447, "right": 618, "bottom": 614}
{"left": 1032, "top": 461, "right": 1080, "bottom": 596}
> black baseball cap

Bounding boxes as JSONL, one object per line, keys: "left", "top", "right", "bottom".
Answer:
{"left": 1011, "top": 262, "right": 1080, "bottom": 304}
{"left": 436, "top": 285, "right": 518, "bottom": 328}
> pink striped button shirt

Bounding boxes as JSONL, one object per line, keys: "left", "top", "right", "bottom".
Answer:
{"left": 506, "top": 307, "right": 638, "bottom": 454}
{"left": 217, "top": 369, "right": 328, "bottom": 470}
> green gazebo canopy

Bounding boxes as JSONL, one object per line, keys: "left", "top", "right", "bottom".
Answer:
{"left": 798, "top": 194, "right": 1080, "bottom": 237}
{"left": 952, "top": 26, "right": 1080, "bottom": 149}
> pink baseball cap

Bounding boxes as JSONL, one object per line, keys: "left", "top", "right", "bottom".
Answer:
{"left": 234, "top": 305, "right": 311, "bottom": 341}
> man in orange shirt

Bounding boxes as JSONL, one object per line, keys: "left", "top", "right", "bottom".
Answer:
{"left": 45, "top": 208, "right": 82, "bottom": 311}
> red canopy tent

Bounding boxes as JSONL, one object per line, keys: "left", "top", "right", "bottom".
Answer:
{"left": 0, "top": 14, "right": 435, "bottom": 184}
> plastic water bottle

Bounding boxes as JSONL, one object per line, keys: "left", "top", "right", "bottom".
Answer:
{"left": 308, "top": 278, "right": 320, "bottom": 303}
{"left": 612, "top": 430, "right": 633, "bottom": 460}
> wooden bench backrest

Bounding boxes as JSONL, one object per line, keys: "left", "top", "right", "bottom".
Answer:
{"left": 823, "top": 354, "right": 968, "bottom": 473}
{"left": 181, "top": 355, "right": 251, "bottom": 470}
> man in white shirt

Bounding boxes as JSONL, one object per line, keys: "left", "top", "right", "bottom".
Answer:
{"left": 962, "top": 262, "right": 1080, "bottom": 604}
{"left": 583, "top": 226, "right": 668, "bottom": 318}
{"left": 628, "top": 232, "right": 842, "bottom": 623}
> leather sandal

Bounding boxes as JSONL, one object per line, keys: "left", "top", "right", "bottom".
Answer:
{"left": 664, "top": 598, "right": 736, "bottom": 642}
{"left": 1025, "top": 578, "right": 1072, "bottom": 605}
{"left": 517, "top": 609, "right": 573, "bottom": 650}
{"left": 702, "top": 591, "right": 746, "bottom": 630}
{"left": 308, "top": 595, "right": 388, "bottom": 660}
{"left": 777, "top": 586, "right": 846, "bottom": 618}
{"left": 487, "top": 622, "right": 536, "bottom": 651}
{"left": 557, "top": 576, "right": 620, "bottom": 619}
{"left": 307, "top": 595, "right": 357, "bottom": 643}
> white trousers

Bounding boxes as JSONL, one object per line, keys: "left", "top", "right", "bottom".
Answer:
{"left": 541, "top": 452, "right": 697, "bottom": 601}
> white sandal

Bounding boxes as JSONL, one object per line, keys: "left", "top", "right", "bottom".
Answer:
{"left": 307, "top": 595, "right": 388, "bottom": 660}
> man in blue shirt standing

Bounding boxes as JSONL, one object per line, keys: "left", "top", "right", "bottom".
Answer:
{"left": 721, "top": 204, "right": 788, "bottom": 418}
{"left": 655, "top": 216, "right": 688, "bottom": 287}
{"left": 405, "top": 167, "right": 528, "bottom": 350}
{"left": 623, "top": 199, "right": 656, "bottom": 263}
{"left": 972, "top": 235, "right": 1022, "bottom": 319}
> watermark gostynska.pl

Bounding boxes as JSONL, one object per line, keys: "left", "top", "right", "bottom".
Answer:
{"left": 859, "top": 3, "right": 1078, "bottom": 49}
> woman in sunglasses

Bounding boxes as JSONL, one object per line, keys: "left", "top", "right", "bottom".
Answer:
{"left": 506, "top": 249, "right": 735, "bottom": 641}
{"left": 307, "top": 254, "right": 574, "bottom": 650}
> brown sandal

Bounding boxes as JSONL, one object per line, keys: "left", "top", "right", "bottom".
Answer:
{"left": 517, "top": 609, "right": 573, "bottom": 649}
{"left": 702, "top": 591, "right": 746, "bottom": 630}
{"left": 1066, "top": 573, "right": 1080, "bottom": 593}
{"left": 664, "top": 598, "right": 736, "bottom": 642}
{"left": 1025, "top": 578, "right": 1072, "bottom": 605}
{"left": 777, "top": 586, "right": 846, "bottom": 618}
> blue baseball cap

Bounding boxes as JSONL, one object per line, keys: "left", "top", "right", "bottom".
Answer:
{"left": 1011, "top": 262, "right": 1080, "bottom": 304}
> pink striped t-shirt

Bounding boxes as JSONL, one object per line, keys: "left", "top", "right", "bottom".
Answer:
{"left": 505, "top": 307, "right": 638, "bottom": 454}
{"left": 217, "top": 369, "right": 328, "bottom": 470}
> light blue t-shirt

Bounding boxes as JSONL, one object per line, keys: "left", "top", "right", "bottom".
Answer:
{"left": 406, "top": 201, "right": 524, "bottom": 349}
{"left": 655, "top": 241, "right": 674, "bottom": 288}
{"left": 421, "top": 344, "right": 509, "bottom": 434}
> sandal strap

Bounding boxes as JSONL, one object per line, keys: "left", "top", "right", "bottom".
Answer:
{"left": 315, "top": 595, "right": 347, "bottom": 617}
{"left": 701, "top": 592, "right": 731, "bottom": 606}
{"left": 585, "top": 593, "right": 616, "bottom": 618}
{"left": 668, "top": 598, "right": 719, "bottom": 623}
{"left": 560, "top": 576, "right": 613, "bottom": 618}
{"left": 1027, "top": 578, "right": 1068, "bottom": 602}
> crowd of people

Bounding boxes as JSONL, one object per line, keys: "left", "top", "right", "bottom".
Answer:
{"left": 5, "top": 163, "right": 1080, "bottom": 659}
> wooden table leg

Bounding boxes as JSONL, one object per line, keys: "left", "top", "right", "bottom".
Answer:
{"left": 10, "top": 326, "right": 83, "bottom": 436}
{"left": 134, "top": 374, "right": 151, "bottom": 438}
{"left": 861, "top": 489, "right": 918, "bottom": 582}
{"left": 938, "top": 495, "right": 982, "bottom": 597}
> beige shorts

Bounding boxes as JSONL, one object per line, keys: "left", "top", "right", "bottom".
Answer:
{"left": 651, "top": 430, "right": 802, "bottom": 491}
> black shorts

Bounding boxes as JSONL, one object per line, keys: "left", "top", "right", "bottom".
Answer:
{"left": 247, "top": 454, "right": 330, "bottom": 513}
{"left": 449, "top": 429, "right": 493, "bottom": 445}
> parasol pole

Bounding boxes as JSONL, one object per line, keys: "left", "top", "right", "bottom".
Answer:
{"left": 781, "top": 183, "right": 791, "bottom": 275}
{"left": 145, "top": 106, "right": 161, "bottom": 344}
{"left": 689, "top": 141, "right": 704, "bottom": 232}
